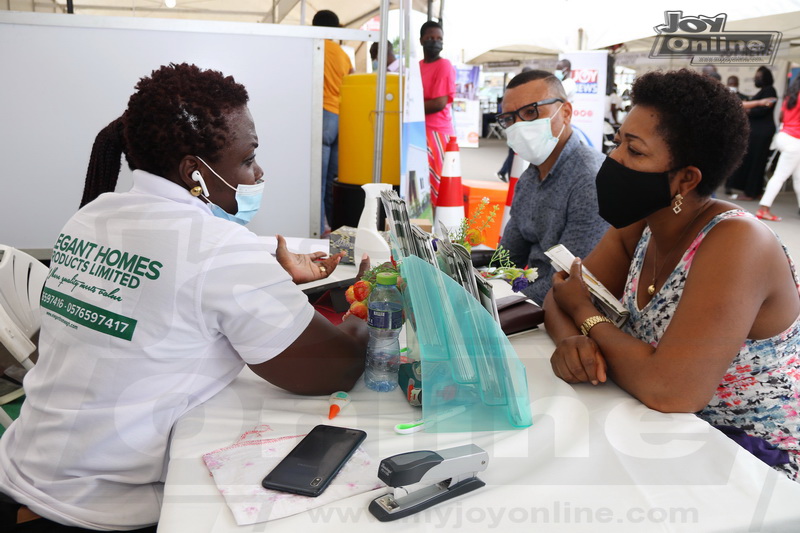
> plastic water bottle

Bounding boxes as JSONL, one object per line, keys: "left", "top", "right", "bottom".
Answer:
{"left": 365, "top": 272, "right": 403, "bottom": 392}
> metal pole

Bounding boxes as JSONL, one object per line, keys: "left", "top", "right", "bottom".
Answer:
{"left": 427, "top": 0, "right": 432, "bottom": 21}
{"left": 398, "top": 0, "right": 407, "bottom": 185}
{"left": 372, "top": 0, "right": 390, "bottom": 184}
{"left": 300, "top": 0, "right": 306, "bottom": 25}
{"left": 272, "top": 0, "right": 278, "bottom": 24}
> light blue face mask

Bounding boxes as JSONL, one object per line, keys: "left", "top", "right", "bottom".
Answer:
{"left": 195, "top": 156, "right": 264, "bottom": 226}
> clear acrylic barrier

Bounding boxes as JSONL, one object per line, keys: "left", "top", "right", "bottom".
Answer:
{"left": 399, "top": 255, "right": 532, "bottom": 432}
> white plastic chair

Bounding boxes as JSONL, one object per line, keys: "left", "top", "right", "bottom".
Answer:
{"left": 602, "top": 120, "right": 618, "bottom": 155}
{"left": 0, "top": 245, "right": 48, "bottom": 428}
{"left": 486, "top": 122, "right": 505, "bottom": 140}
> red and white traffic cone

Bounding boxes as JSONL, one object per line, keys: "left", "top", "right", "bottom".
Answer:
{"left": 434, "top": 136, "right": 465, "bottom": 235}
{"left": 500, "top": 153, "right": 527, "bottom": 238}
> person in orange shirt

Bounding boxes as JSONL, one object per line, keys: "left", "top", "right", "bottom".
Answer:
{"left": 313, "top": 10, "right": 353, "bottom": 235}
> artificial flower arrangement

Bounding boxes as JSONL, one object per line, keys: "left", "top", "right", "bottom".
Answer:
{"left": 454, "top": 197, "right": 539, "bottom": 293}
{"left": 343, "top": 197, "right": 535, "bottom": 319}
{"left": 480, "top": 246, "right": 539, "bottom": 293}
{"left": 449, "top": 197, "right": 499, "bottom": 251}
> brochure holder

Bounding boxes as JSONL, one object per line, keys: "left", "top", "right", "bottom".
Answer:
{"left": 400, "top": 255, "right": 532, "bottom": 432}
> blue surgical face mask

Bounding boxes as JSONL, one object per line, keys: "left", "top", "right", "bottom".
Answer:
{"left": 195, "top": 156, "right": 264, "bottom": 226}
{"left": 372, "top": 59, "right": 379, "bottom": 71}
{"left": 554, "top": 69, "right": 566, "bottom": 81}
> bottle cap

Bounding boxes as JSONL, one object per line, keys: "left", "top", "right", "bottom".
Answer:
{"left": 446, "top": 136, "right": 460, "bottom": 152}
{"left": 328, "top": 404, "right": 341, "bottom": 419}
{"left": 376, "top": 271, "right": 398, "bottom": 285}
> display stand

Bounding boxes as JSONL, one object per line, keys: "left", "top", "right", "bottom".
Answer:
{"left": 400, "top": 255, "right": 532, "bottom": 432}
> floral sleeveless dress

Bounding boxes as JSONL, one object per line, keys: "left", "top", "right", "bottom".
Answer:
{"left": 621, "top": 209, "right": 800, "bottom": 481}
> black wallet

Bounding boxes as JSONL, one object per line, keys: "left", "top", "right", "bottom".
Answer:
{"left": 496, "top": 294, "right": 545, "bottom": 335}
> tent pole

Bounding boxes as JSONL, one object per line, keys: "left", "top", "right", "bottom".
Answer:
{"left": 398, "top": 0, "right": 406, "bottom": 178}
{"left": 372, "top": 0, "right": 390, "bottom": 183}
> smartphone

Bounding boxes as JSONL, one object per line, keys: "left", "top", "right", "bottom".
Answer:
{"left": 261, "top": 425, "right": 367, "bottom": 497}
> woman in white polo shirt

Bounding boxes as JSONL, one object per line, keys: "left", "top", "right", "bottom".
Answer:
{"left": 0, "top": 63, "right": 368, "bottom": 532}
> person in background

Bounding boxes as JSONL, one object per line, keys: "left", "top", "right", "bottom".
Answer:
{"left": 757, "top": 75, "right": 800, "bottom": 221}
{"left": 727, "top": 66, "right": 778, "bottom": 201}
{"left": 369, "top": 40, "right": 399, "bottom": 72}
{"left": 605, "top": 84, "right": 622, "bottom": 126}
{"left": 313, "top": 9, "right": 354, "bottom": 235}
{"left": 419, "top": 20, "right": 455, "bottom": 206}
{"left": 0, "top": 63, "right": 368, "bottom": 531}
{"left": 496, "top": 95, "right": 514, "bottom": 182}
{"left": 497, "top": 69, "right": 608, "bottom": 305}
{"left": 555, "top": 59, "right": 596, "bottom": 146}
{"left": 545, "top": 69, "right": 800, "bottom": 483}
{"left": 727, "top": 75, "right": 749, "bottom": 101}
{"left": 554, "top": 59, "right": 576, "bottom": 102}
{"left": 701, "top": 63, "right": 722, "bottom": 81}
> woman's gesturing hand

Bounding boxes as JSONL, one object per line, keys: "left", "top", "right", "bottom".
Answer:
{"left": 275, "top": 234, "right": 345, "bottom": 284}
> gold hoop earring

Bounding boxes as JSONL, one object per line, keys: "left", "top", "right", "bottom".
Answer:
{"left": 672, "top": 193, "right": 683, "bottom": 215}
{"left": 190, "top": 186, "right": 203, "bottom": 197}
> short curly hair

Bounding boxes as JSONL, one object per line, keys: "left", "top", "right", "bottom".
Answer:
{"left": 312, "top": 10, "right": 340, "bottom": 27}
{"left": 81, "top": 63, "right": 248, "bottom": 207}
{"left": 124, "top": 62, "right": 249, "bottom": 175}
{"left": 420, "top": 20, "right": 442, "bottom": 38}
{"left": 630, "top": 69, "right": 749, "bottom": 197}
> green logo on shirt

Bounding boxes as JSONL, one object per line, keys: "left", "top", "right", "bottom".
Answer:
{"left": 41, "top": 287, "right": 138, "bottom": 341}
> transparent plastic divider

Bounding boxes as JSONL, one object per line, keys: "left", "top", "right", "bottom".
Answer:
{"left": 399, "top": 255, "right": 533, "bottom": 432}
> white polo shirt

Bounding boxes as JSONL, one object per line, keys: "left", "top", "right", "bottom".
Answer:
{"left": 0, "top": 171, "right": 314, "bottom": 529}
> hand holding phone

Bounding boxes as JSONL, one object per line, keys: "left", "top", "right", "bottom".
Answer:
{"left": 261, "top": 425, "right": 367, "bottom": 497}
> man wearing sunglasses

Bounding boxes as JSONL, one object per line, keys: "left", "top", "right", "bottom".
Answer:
{"left": 498, "top": 69, "right": 608, "bottom": 305}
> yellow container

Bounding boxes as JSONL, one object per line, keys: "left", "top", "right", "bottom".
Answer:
{"left": 338, "top": 73, "right": 400, "bottom": 186}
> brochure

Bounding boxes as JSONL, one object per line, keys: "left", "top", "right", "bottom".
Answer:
{"left": 544, "top": 244, "right": 629, "bottom": 327}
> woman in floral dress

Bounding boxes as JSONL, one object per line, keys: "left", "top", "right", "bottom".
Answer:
{"left": 543, "top": 69, "right": 800, "bottom": 481}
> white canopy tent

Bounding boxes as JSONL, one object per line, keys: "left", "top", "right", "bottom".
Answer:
{"left": 3, "top": 0, "right": 443, "bottom": 67}
{"left": 449, "top": 0, "right": 800, "bottom": 65}
{"left": 4, "top": 0, "right": 441, "bottom": 26}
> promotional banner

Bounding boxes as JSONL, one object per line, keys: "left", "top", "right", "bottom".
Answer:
{"left": 559, "top": 51, "right": 607, "bottom": 153}
{"left": 400, "top": 0, "right": 431, "bottom": 220}
{"left": 453, "top": 65, "right": 481, "bottom": 148}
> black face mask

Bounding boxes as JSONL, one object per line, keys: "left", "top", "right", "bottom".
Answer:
{"left": 422, "top": 40, "right": 443, "bottom": 56}
{"left": 595, "top": 157, "right": 674, "bottom": 229}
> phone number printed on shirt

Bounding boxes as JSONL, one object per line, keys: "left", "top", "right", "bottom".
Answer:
{"left": 40, "top": 287, "right": 137, "bottom": 341}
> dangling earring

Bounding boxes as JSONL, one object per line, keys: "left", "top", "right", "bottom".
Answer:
{"left": 672, "top": 193, "right": 683, "bottom": 214}
{"left": 190, "top": 186, "right": 203, "bottom": 197}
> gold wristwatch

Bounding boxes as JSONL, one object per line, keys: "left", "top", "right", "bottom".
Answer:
{"left": 579, "top": 315, "right": 614, "bottom": 336}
